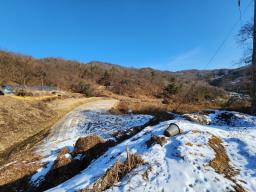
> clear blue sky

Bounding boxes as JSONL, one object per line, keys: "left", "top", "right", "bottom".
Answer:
{"left": 0, "top": 0, "right": 253, "bottom": 71}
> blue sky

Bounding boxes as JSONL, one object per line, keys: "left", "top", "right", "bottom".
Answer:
{"left": 0, "top": 0, "right": 253, "bottom": 71}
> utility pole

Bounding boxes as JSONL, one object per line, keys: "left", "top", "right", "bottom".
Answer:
{"left": 252, "top": 0, "right": 256, "bottom": 114}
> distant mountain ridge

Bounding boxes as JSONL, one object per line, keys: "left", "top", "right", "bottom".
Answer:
{"left": 0, "top": 50, "right": 251, "bottom": 97}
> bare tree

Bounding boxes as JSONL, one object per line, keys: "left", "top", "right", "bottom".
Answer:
{"left": 35, "top": 66, "right": 47, "bottom": 89}
{"left": 238, "top": 0, "right": 256, "bottom": 113}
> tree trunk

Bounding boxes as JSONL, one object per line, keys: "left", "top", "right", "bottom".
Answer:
{"left": 251, "top": 0, "right": 256, "bottom": 114}
{"left": 41, "top": 78, "right": 44, "bottom": 90}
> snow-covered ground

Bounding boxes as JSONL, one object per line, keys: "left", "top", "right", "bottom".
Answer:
{"left": 31, "top": 99, "right": 152, "bottom": 186}
{"left": 41, "top": 110, "right": 256, "bottom": 192}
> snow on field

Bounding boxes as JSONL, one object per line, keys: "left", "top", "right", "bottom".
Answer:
{"left": 45, "top": 110, "right": 256, "bottom": 192}
{"left": 31, "top": 99, "right": 152, "bottom": 186}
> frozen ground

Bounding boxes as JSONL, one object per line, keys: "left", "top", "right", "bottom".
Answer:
{"left": 41, "top": 110, "right": 256, "bottom": 192}
{"left": 31, "top": 99, "right": 152, "bottom": 186}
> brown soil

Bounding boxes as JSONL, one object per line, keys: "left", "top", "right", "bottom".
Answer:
{"left": 146, "top": 135, "right": 167, "bottom": 147}
{"left": 208, "top": 135, "right": 246, "bottom": 192}
{"left": 79, "top": 152, "right": 144, "bottom": 192}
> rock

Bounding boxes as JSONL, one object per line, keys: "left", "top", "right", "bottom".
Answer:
{"left": 164, "top": 123, "right": 181, "bottom": 137}
{"left": 183, "top": 114, "right": 211, "bottom": 125}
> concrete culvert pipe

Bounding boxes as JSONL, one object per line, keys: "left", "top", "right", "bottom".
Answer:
{"left": 164, "top": 123, "right": 182, "bottom": 137}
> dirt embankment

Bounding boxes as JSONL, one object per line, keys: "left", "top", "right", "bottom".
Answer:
{"left": 0, "top": 95, "right": 101, "bottom": 163}
{"left": 0, "top": 96, "right": 118, "bottom": 190}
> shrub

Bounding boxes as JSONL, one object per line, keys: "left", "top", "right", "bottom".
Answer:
{"left": 183, "top": 83, "right": 226, "bottom": 103}
{"left": 98, "top": 71, "right": 111, "bottom": 87}
{"left": 163, "top": 81, "right": 182, "bottom": 98}
{"left": 72, "top": 82, "right": 93, "bottom": 96}
{"left": 14, "top": 89, "right": 33, "bottom": 97}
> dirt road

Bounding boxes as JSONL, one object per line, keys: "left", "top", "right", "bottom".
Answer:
{"left": 0, "top": 96, "right": 113, "bottom": 161}
{"left": 0, "top": 97, "right": 119, "bottom": 188}
{"left": 35, "top": 98, "right": 119, "bottom": 157}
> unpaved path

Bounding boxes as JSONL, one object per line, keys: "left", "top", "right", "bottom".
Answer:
{"left": 0, "top": 96, "right": 105, "bottom": 158}
{"left": 35, "top": 98, "right": 119, "bottom": 157}
{"left": 0, "top": 98, "right": 118, "bottom": 188}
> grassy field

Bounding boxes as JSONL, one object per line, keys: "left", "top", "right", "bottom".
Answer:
{"left": 0, "top": 94, "right": 100, "bottom": 162}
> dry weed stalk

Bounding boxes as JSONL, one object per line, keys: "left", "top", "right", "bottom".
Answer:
{"left": 79, "top": 146, "right": 144, "bottom": 192}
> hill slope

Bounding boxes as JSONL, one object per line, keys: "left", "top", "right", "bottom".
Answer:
{"left": 30, "top": 110, "right": 256, "bottom": 192}
{"left": 0, "top": 50, "right": 251, "bottom": 99}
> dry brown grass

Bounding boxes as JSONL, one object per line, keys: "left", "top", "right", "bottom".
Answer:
{"left": 146, "top": 135, "right": 167, "bottom": 147}
{"left": 0, "top": 96, "right": 55, "bottom": 157}
{"left": 79, "top": 149, "right": 144, "bottom": 192}
{"left": 113, "top": 96, "right": 222, "bottom": 116}
{"left": 52, "top": 147, "right": 71, "bottom": 170}
{"left": 36, "top": 135, "right": 115, "bottom": 191}
{"left": 208, "top": 136, "right": 237, "bottom": 178}
{"left": 208, "top": 135, "right": 246, "bottom": 192}
{"left": 142, "top": 165, "right": 152, "bottom": 181}
{"left": 185, "top": 142, "right": 193, "bottom": 146}
{"left": 0, "top": 148, "right": 42, "bottom": 190}
{"left": 191, "top": 130, "right": 201, "bottom": 134}
{"left": 72, "top": 135, "right": 104, "bottom": 156}
{"left": 0, "top": 96, "right": 100, "bottom": 162}
{"left": 0, "top": 96, "right": 106, "bottom": 191}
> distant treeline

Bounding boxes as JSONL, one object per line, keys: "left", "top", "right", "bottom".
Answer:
{"left": 0, "top": 50, "right": 234, "bottom": 102}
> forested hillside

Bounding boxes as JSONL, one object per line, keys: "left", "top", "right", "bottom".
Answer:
{"left": 0, "top": 50, "right": 250, "bottom": 101}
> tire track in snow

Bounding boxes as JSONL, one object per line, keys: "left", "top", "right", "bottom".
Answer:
{"left": 35, "top": 99, "right": 119, "bottom": 157}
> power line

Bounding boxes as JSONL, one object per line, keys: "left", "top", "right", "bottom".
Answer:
{"left": 204, "top": 0, "right": 253, "bottom": 69}
{"left": 174, "top": 0, "right": 253, "bottom": 112}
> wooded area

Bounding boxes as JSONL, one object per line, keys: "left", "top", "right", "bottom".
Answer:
{"left": 0, "top": 50, "right": 228, "bottom": 104}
